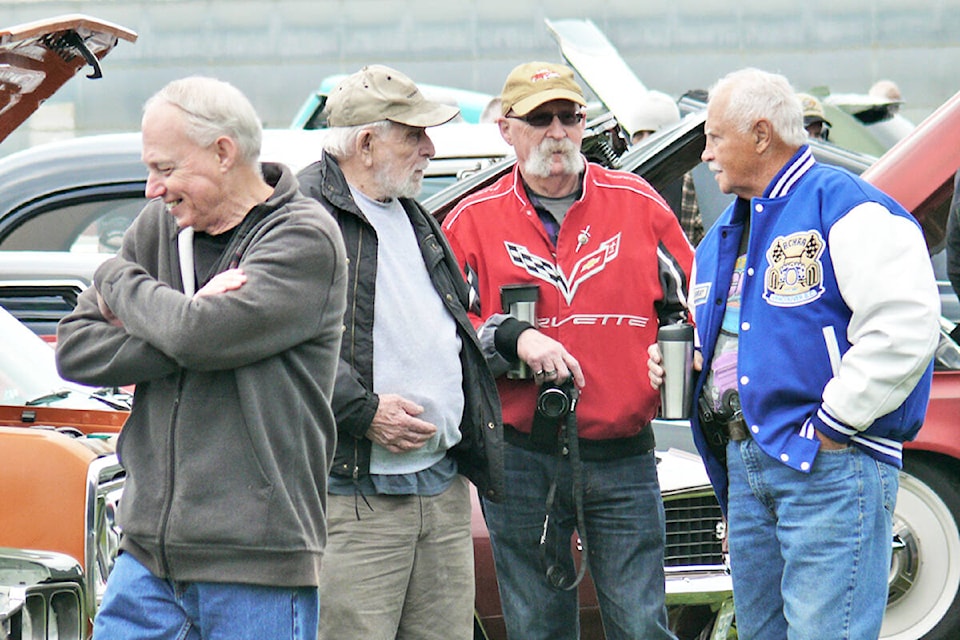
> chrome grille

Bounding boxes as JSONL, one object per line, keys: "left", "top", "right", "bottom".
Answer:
{"left": 85, "top": 454, "right": 125, "bottom": 619}
{"left": 664, "top": 492, "right": 724, "bottom": 567}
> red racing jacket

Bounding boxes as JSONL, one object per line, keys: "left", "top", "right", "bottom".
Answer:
{"left": 443, "top": 161, "right": 693, "bottom": 442}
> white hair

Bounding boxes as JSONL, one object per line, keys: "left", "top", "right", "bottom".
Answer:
{"left": 322, "top": 120, "right": 392, "bottom": 159}
{"left": 708, "top": 68, "right": 807, "bottom": 148}
{"left": 144, "top": 76, "right": 263, "bottom": 168}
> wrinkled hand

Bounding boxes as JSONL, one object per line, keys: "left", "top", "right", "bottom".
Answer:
{"left": 516, "top": 329, "right": 585, "bottom": 388}
{"left": 647, "top": 343, "right": 703, "bottom": 390}
{"left": 97, "top": 291, "right": 123, "bottom": 328}
{"left": 195, "top": 268, "right": 247, "bottom": 298}
{"left": 367, "top": 394, "right": 438, "bottom": 454}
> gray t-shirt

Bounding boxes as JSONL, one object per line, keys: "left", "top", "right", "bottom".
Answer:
{"left": 352, "top": 187, "right": 464, "bottom": 477}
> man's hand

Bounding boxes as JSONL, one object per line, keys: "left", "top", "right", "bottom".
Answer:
{"left": 648, "top": 342, "right": 703, "bottom": 389}
{"left": 195, "top": 268, "right": 247, "bottom": 298}
{"left": 516, "top": 329, "right": 585, "bottom": 388}
{"left": 97, "top": 291, "right": 124, "bottom": 328}
{"left": 367, "top": 394, "right": 438, "bottom": 454}
{"left": 816, "top": 430, "right": 849, "bottom": 450}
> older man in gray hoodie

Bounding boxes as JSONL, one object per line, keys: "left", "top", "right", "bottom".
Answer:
{"left": 56, "top": 76, "right": 347, "bottom": 640}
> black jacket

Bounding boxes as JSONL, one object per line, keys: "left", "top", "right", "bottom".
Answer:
{"left": 298, "top": 153, "right": 504, "bottom": 501}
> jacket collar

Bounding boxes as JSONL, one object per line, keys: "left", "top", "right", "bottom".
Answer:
{"left": 763, "top": 145, "right": 816, "bottom": 199}
{"left": 319, "top": 152, "right": 364, "bottom": 216}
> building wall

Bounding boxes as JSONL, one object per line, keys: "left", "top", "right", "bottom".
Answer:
{"left": 3, "top": 0, "right": 959, "bottom": 152}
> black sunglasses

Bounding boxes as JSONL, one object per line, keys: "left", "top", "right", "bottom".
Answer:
{"left": 506, "top": 111, "right": 585, "bottom": 128}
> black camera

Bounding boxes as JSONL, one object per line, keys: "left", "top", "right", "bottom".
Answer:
{"left": 530, "top": 380, "right": 579, "bottom": 449}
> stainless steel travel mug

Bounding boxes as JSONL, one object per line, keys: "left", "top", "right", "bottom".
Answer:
{"left": 657, "top": 323, "right": 694, "bottom": 419}
{"left": 500, "top": 284, "right": 539, "bottom": 379}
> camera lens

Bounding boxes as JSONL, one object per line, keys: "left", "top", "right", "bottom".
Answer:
{"left": 537, "top": 386, "right": 571, "bottom": 419}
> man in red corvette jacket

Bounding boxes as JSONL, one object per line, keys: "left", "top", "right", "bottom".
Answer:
{"left": 442, "top": 61, "right": 692, "bottom": 640}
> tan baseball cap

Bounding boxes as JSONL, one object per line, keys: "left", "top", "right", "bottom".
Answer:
{"left": 798, "top": 93, "right": 831, "bottom": 127}
{"left": 323, "top": 64, "right": 460, "bottom": 128}
{"left": 500, "top": 61, "right": 586, "bottom": 117}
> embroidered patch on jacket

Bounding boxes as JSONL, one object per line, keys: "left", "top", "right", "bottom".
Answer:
{"left": 691, "top": 283, "right": 711, "bottom": 306}
{"left": 763, "top": 230, "right": 825, "bottom": 307}
{"left": 504, "top": 233, "right": 620, "bottom": 305}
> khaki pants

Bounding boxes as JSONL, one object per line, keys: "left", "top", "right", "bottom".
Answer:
{"left": 317, "top": 475, "right": 474, "bottom": 640}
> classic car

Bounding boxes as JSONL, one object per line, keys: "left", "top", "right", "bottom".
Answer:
{"left": 0, "top": 13, "right": 135, "bottom": 640}
{"left": 0, "top": 123, "right": 511, "bottom": 254}
{"left": 0, "top": 124, "right": 511, "bottom": 341}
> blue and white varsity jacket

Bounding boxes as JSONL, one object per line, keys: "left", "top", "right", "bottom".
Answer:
{"left": 690, "top": 146, "right": 940, "bottom": 511}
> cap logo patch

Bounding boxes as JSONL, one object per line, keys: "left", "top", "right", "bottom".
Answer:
{"left": 531, "top": 69, "right": 561, "bottom": 83}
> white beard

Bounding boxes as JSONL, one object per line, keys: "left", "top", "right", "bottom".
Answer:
{"left": 522, "top": 138, "right": 584, "bottom": 178}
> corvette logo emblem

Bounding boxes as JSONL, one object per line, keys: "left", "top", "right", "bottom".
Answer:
{"left": 504, "top": 233, "right": 621, "bottom": 304}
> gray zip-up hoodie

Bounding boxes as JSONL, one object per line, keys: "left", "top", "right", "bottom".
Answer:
{"left": 56, "top": 163, "right": 348, "bottom": 587}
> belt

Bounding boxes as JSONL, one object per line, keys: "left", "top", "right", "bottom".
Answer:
{"left": 503, "top": 423, "right": 655, "bottom": 461}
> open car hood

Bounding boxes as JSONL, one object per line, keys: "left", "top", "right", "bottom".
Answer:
{"left": 862, "top": 89, "right": 960, "bottom": 252}
{"left": 0, "top": 14, "right": 137, "bottom": 143}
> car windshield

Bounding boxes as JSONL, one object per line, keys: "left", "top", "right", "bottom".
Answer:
{"left": 0, "top": 306, "right": 114, "bottom": 408}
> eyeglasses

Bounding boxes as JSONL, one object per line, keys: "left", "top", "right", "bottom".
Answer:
{"left": 506, "top": 111, "right": 585, "bottom": 128}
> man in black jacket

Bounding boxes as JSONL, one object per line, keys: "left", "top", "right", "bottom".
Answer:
{"left": 297, "top": 65, "right": 503, "bottom": 640}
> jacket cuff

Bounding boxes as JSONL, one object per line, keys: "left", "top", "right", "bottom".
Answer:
{"left": 494, "top": 317, "right": 535, "bottom": 361}
{"left": 807, "top": 405, "right": 856, "bottom": 444}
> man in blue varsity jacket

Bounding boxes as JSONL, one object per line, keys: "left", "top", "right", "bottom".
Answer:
{"left": 650, "top": 68, "right": 940, "bottom": 639}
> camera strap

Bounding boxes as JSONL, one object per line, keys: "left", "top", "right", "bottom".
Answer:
{"left": 539, "top": 396, "right": 590, "bottom": 591}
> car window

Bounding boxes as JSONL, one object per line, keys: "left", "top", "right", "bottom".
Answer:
{"left": 1, "top": 193, "right": 146, "bottom": 253}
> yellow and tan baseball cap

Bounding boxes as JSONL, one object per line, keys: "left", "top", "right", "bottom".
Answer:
{"left": 324, "top": 65, "right": 460, "bottom": 128}
{"left": 798, "top": 93, "right": 831, "bottom": 128}
{"left": 500, "top": 61, "right": 586, "bottom": 117}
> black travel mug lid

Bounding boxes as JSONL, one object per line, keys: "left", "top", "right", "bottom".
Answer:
{"left": 500, "top": 283, "right": 539, "bottom": 310}
{"left": 657, "top": 323, "right": 694, "bottom": 341}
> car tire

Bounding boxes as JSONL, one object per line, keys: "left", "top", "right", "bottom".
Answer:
{"left": 881, "top": 455, "right": 960, "bottom": 640}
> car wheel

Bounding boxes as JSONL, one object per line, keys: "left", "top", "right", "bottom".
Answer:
{"left": 881, "top": 456, "right": 960, "bottom": 640}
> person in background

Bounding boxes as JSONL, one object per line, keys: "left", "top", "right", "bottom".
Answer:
{"left": 480, "top": 96, "right": 502, "bottom": 124}
{"left": 621, "top": 89, "right": 681, "bottom": 146}
{"left": 870, "top": 78, "right": 904, "bottom": 113}
{"left": 649, "top": 67, "right": 940, "bottom": 639}
{"left": 798, "top": 92, "right": 831, "bottom": 140}
{"left": 622, "top": 89, "right": 704, "bottom": 244}
{"left": 56, "top": 76, "right": 348, "bottom": 640}
{"left": 296, "top": 64, "right": 503, "bottom": 640}
{"left": 443, "top": 60, "right": 691, "bottom": 640}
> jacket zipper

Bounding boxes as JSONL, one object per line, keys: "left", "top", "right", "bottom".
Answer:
{"left": 158, "top": 370, "right": 185, "bottom": 576}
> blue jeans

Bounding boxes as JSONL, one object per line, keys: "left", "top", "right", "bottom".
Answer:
{"left": 481, "top": 443, "right": 674, "bottom": 640}
{"left": 93, "top": 552, "right": 319, "bottom": 640}
{"left": 726, "top": 438, "right": 899, "bottom": 640}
